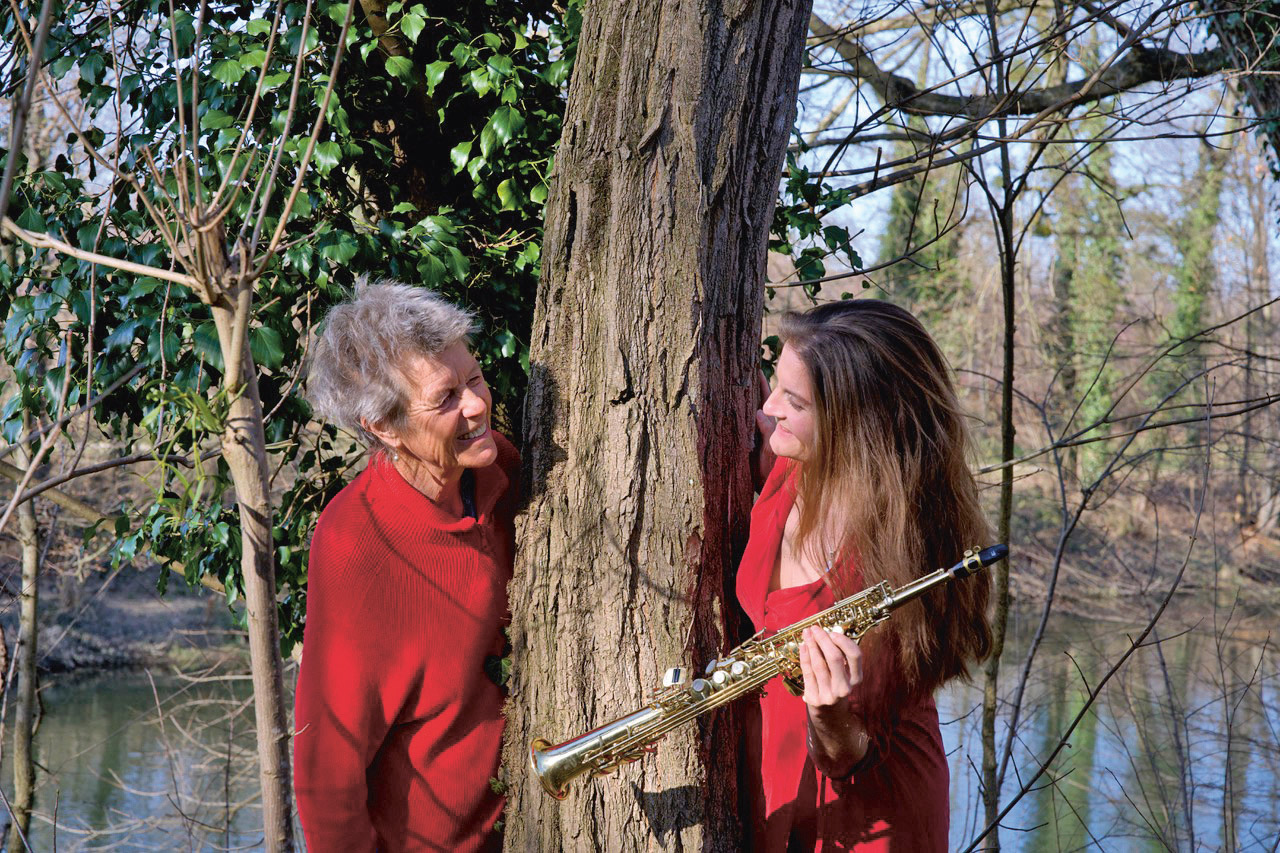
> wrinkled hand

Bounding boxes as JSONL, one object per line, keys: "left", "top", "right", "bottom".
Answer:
{"left": 751, "top": 370, "right": 777, "bottom": 490}
{"left": 798, "top": 626, "right": 863, "bottom": 711}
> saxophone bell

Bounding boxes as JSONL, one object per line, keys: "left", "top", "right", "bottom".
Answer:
{"left": 529, "top": 706, "right": 665, "bottom": 800}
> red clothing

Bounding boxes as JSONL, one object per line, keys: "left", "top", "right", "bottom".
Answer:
{"left": 294, "top": 434, "right": 519, "bottom": 853}
{"left": 737, "top": 461, "right": 949, "bottom": 852}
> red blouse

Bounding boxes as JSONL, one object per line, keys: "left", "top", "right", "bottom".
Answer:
{"left": 736, "top": 461, "right": 950, "bottom": 852}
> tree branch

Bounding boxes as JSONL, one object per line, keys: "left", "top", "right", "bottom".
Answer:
{"left": 810, "top": 13, "right": 1234, "bottom": 119}
{"left": 1, "top": 216, "right": 199, "bottom": 289}
{"left": 0, "top": 458, "right": 224, "bottom": 594}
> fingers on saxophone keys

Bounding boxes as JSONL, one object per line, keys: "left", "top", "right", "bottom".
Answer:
{"left": 829, "top": 633, "right": 863, "bottom": 686}
{"left": 807, "top": 627, "right": 856, "bottom": 699}
{"left": 801, "top": 628, "right": 834, "bottom": 703}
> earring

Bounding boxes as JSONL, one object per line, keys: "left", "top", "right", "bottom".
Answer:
{"left": 391, "top": 448, "right": 400, "bottom": 462}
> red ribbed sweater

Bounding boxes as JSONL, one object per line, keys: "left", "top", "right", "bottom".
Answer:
{"left": 294, "top": 433, "right": 519, "bottom": 853}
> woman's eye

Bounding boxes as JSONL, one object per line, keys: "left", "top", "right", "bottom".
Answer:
{"left": 468, "top": 375, "right": 483, "bottom": 386}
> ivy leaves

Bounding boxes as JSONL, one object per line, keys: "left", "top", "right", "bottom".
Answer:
{"left": 2, "top": 0, "right": 577, "bottom": 651}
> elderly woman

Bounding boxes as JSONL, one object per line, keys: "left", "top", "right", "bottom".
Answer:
{"left": 294, "top": 279, "right": 519, "bottom": 853}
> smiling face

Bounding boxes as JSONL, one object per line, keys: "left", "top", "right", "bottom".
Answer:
{"left": 376, "top": 341, "right": 497, "bottom": 489}
{"left": 762, "top": 345, "right": 819, "bottom": 462}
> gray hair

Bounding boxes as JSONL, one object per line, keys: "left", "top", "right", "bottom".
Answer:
{"left": 307, "top": 277, "right": 480, "bottom": 446}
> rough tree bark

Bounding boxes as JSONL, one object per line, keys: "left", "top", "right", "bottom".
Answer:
{"left": 501, "top": 0, "right": 813, "bottom": 849}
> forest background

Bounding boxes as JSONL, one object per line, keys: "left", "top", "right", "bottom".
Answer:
{"left": 0, "top": 0, "right": 1278, "bottom": 850}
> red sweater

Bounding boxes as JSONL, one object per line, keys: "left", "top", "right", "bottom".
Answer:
{"left": 294, "top": 434, "right": 519, "bottom": 852}
{"left": 737, "top": 461, "right": 949, "bottom": 851}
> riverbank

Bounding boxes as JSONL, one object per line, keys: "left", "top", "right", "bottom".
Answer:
{"left": 0, "top": 559, "right": 245, "bottom": 674}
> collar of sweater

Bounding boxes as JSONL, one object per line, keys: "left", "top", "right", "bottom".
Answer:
{"left": 368, "top": 452, "right": 509, "bottom": 534}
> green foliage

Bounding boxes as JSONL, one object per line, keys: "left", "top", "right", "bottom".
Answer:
{"left": 769, "top": 152, "right": 863, "bottom": 303}
{"left": 1, "top": 0, "right": 578, "bottom": 651}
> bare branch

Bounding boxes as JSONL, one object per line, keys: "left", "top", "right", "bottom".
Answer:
{"left": 809, "top": 13, "right": 1233, "bottom": 119}
{"left": 0, "top": 217, "right": 199, "bottom": 289}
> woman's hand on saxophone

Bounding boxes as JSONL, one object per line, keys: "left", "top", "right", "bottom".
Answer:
{"left": 799, "top": 626, "right": 871, "bottom": 777}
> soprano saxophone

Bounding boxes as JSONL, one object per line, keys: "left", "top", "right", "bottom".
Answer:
{"left": 529, "top": 543, "right": 1007, "bottom": 799}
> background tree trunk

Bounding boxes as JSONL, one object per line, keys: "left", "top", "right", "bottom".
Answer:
{"left": 502, "top": 1, "right": 813, "bottom": 849}
{"left": 8, "top": 441, "right": 40, "bottom": 852}
{"left": 200, "top": 226, "right": 295, "bottom": 853}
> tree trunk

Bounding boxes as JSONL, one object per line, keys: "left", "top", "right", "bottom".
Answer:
{"left": 201, "top": 225, "right": 295, "bottom": 853}
{"left": 501, "top": 1, "right": 812, "bottom": 849}
{"left": 981, "top": 38, "right": 1018, "bottom": 843}
{"left": 8, "top": 443, "right": 40, "bottom": 852}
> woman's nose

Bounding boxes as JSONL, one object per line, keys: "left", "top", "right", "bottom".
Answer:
{"left": 461, "top": 386, "right": 489, "bottom": 418}
{"left": 761, "top": 388, "right": 781, "bottom": 418}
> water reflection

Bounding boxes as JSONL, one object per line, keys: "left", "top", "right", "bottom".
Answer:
{"left": 1, "top": 670, "right": 261, "bottom": 851}
{"left": 1, "top": 601, "right": 1276, "bottom": 850}
{"left": 942, "top": 602, "right": 1280, "bottom": 851}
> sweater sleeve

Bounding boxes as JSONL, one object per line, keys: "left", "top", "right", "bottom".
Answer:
{"left": 294, "top": 513, "right": 399, "bottom": 853}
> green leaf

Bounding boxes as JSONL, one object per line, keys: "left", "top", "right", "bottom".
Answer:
{"left": 324, "top": 0, "right": 351, "bottom": 23}
{"left": 193, "top": 322, "right": 225, "bottom": 371}
{"left": 104, "top": 319, "right": 142, "bottom": 352}
{"left": 261, "top": 71, "right": 290, "bottom": 89}
{"left": 450, "top": 140, "right": 472, "bottom": 173}
{"left": 467, "top": 67, "right": 492, "bottom": 97}
{"left": 147, "top": 328, "right": 182, "bottom": 365}
{"left": 240, "top": 49, "right": 268, "bottom": 70}
{"left": 496, "top": 178, "right": 517, "bottom": 211}
{"left": 250, "top": 326, "right": 285, "bottom": 370}
{"left": 290, "top": 191, "right": 313, "bottom": 219}
{"left": 497, "top": 330, "right": 517, "bottom": 358}
{"left": 385, "top": 55, "right": 414, "bottom": 81}
{"left": 400, "top": 11, "right": 425, "bottom": 43}
{"left": 319, "top": 232, "right": 359, "bottom": 264}
{"left": 529, "top": 182, "right": 548, "bottom": 205}
{"left": 211, "top": 59, "right": 246, "bottom": 86}
{"left": 79, "top": 53, "right": 106, "bottom": 85}
{"left": 202, "top": 109, "right": 235, "bottom": 130}
{"left": 424, "top": 60, "right": 450, "bottom": 97}
{"left": 247, "top": 19, "right": 273, "bottom": 36}
{"left": 49, "top": 54, "right": 75, "bottom": 79}
{"left": 489, "top": 105, "right": 525, "bottom": 144}
{"left": 14, "top": 207, "right": 45, "bottom": 232}
{"left": 313, "top": 140, "right": 342, "bottom": 174}
{"left": 487, "top": 54, "right": 514, "bottom": 78}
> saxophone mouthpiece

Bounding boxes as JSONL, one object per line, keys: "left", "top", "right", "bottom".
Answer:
{"left": 979, "top": 544, "right": 1008, "bottom": 565}
{"left": 953, "top": 544, "right": 1009, "bottom": 578}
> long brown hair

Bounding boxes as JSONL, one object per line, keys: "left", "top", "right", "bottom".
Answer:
{"left": 779, "top": 299, "right": 991, "bottom": 698}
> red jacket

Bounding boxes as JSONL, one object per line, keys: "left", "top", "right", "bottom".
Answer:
{"left": 294, "top": 434, "right": 519, "bottom": 852}
{"left": 737, "top": 460, "right": 949, "bottom": 851}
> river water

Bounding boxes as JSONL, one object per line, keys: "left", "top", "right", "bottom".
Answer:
{"left": 2, "top": 601, "right": 1277, "bottom": 850}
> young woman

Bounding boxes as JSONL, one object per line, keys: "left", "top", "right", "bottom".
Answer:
{"left": 741, "top": 299, "right": 992, "bottom": 851}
